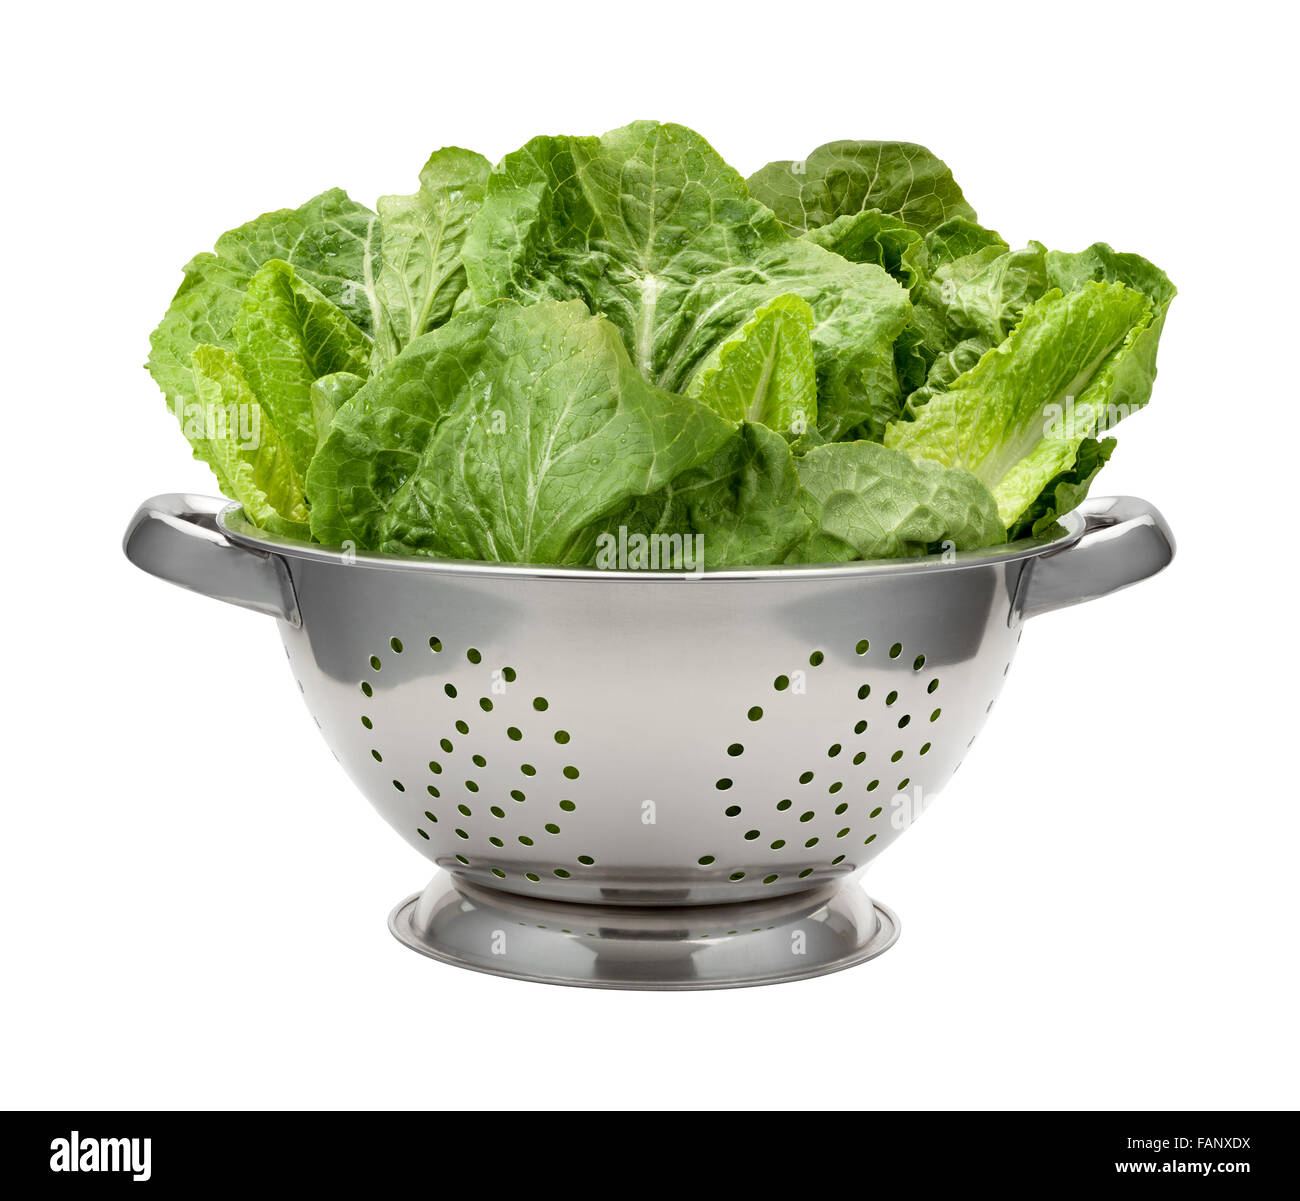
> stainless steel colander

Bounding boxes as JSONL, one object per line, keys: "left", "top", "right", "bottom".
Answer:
{"left": 124, "top": 492, "right": 1173, "bottom": 989}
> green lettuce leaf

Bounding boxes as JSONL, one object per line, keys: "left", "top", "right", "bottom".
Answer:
{"left": 788, "top": 441, "right": 1004, "bottom": 562}
{"left": 746, "top": 141, "right": 976, "bottom": 235}
{"left": 184, "top": 345, "right": 310, "bottom": 537}
{"left": 461, "top": 120, "right": 911, "bottom": 439}
{"left": 305, "top": 300, "right": 734, "bottom": 562}
{"left": 908, "top": 241, "right": 1048, "bottom": 361}
{"left": 373, "top": 147, "right": 491, "bottom": 363}
{"left": 803, "top": 209, "right": 921, "bottom": 286}
{"left": 901, "top": 217, "right": 1008, "bottom": 283}
{"left": 231, "top": 260, "right": 371, "bottom": 475}
{"left": 148, "top": 189, "right": 380, "bottom": 451}
{"left": 1008, "top": 435, "right": 1116, "bottom": 540}
{"left": 687, "top": 294, "right": 817, "bottom": 432}
{"left": 903, "top": 335, "right": 993, "bottom": 418}
{"left": 602, "top": 423, "right": 813, "bottom": 567}
{"left": 309, "top": 372, "right": 366, "bottom": 451}
{"left": 884, "top": 281, "right": 1153, "bottom": 527}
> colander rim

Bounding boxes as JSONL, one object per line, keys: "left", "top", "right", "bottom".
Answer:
{"left": 218, "top": 504, "right": 1084, "bottom": 581}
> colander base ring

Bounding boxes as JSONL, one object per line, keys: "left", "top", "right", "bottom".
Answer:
{"left": 387, "top": 872, "right": 899, "bottom": 990}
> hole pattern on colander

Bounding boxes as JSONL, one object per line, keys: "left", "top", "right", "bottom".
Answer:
{"left": 358, "top": 637, "right": 595, "bottom": 883}
{"left": 698, "top": 635, "right": 942, "bottom": 885}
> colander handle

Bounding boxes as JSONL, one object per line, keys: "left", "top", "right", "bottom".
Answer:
{"left": 123, "top": 493, "right": 301, "bottom": 625}
{"left": 1016, "top": 496, "right": 1175, "bottom": 621}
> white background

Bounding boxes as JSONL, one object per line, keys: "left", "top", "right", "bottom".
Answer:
{"left": 3, "top": 0, "right": 1297, "bottom": 1110}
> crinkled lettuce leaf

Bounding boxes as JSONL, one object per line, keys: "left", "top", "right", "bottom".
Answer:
{"left": 602, "top": 423, "right": 813, "bottom": 568}
{"left": 373, "top": 147, "right": 491, "bottom": 363}
{"left": 687, "top": 295, "right": 817, "bottom": 433}
{"left": 747, "top": 141, "right": 977, "bottom": 235}
{"left": 308, "top": 371, "right": 366, "bottom": 452}
{"left": 901, "top": 216, "right": 1008, "bottom": 283}
{"left": 884, "top": 281, "right": 1153, "bottom": 528}
{"left": 184, "top": 345, "right": 310, "bottom": 538}
{"left": 803, "top": 209, "right": 921, "bottom": 287}
{"left": 305, "top": 300, "right": 734, "bottom": 563}
{"left": 232, "top": 260, "right": 371, "bottom": 475}
{"left": 461, "top": 120, "right": 911, "bottom": 439}
{"left": 908, "top": 240, "right": 1048, "bottom": 362}
{"left": 1008, "top": 435, "right": 1116, "bottom": 540}
{"left": 788, "top": 441, "right": 1004, "bottom": 562}
{"left": 148, "top": 188, "right": 380, "bottom": 410}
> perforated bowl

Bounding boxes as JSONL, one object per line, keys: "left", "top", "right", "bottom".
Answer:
{"left": 125, "top": 492, "right": 1173, "bottom": 989}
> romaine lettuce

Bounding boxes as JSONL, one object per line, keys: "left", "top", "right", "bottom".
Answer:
{"left": 145, "top": 121, "right": 1174, "bottom": 567}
